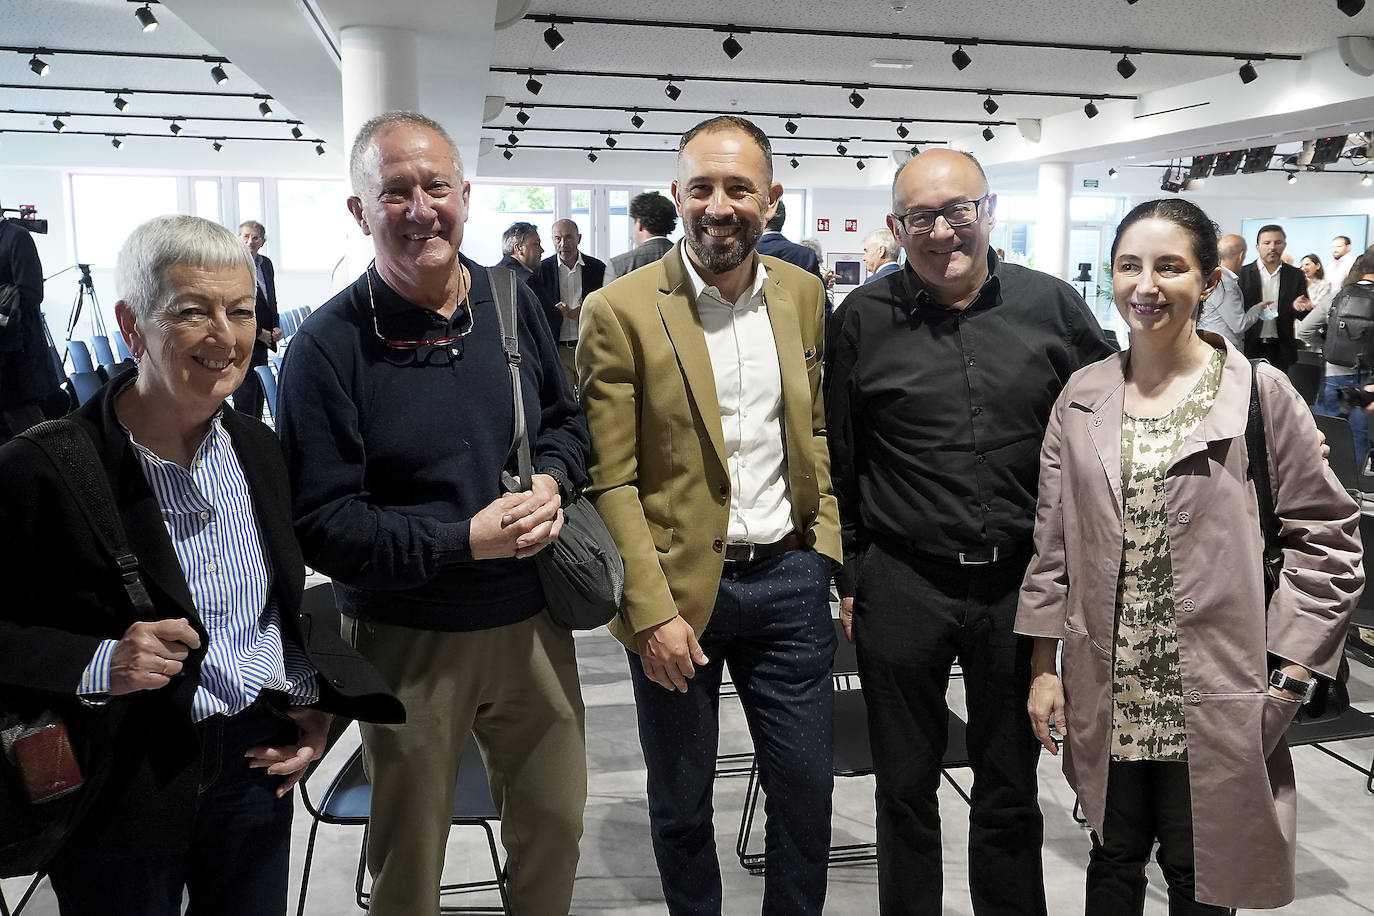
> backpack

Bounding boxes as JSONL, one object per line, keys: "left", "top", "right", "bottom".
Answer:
{"left": 1322, "top": 280, "right": 1374, "bottom": 369}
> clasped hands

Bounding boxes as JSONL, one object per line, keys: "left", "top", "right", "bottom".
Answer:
{"left": 470, "top": 472, "right": 564, "bottom": 560}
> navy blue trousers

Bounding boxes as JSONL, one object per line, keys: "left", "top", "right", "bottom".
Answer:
{"left": 48, "top": 701, "right": 298, "bottom": 916}
{"left": 629, "top": 547, "right": 836, "bottom": 916}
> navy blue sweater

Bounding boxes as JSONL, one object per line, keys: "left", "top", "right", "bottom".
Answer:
{"left": 277, "top": 255, "right": 589, "bottom": 631}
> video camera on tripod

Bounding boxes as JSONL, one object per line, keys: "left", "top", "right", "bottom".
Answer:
{"left": 0, "top": 205, "right": 48, "bottom": 235}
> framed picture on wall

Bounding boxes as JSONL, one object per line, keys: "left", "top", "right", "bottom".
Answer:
{"left": 828, "top": 252, "right": 864, "bottom": 288}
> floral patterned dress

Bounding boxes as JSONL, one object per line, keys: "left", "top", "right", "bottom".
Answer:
{"left": 1111, "top": 349, "right": 1224, "bottom": 761}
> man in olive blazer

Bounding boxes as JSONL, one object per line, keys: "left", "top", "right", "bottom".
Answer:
{"left": 577, "top": 116, "right": 840, "bottom": 915}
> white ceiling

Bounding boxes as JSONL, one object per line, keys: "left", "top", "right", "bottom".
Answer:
{"left": 1, "top": 0, "right": 1373, "bottom": 192}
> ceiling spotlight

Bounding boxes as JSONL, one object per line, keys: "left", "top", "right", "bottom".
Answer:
{"left": 982, "top": 126, "right": 995, "bottom": 141}
{"left": 169, "top": 120, "right": 182, "bottom": 135}
{"left": 837, "top": 143, "right": 848, "bottom": 155}
{"left": 113, "top": 94, "right": 129, "bottom": 112}
{"left": 28, "top": 54, "right": 49, "bottom": 77}
{"left": 606, "top": 135, "right": 617, "bottom": 148}
{"left": 1363, "top": 174, "right": 1372, "bottom": 187}
{"left": 1238, "top": 61, "right": 1258, "bottom": 84}
{"left": 1108, "top": 167, "right": 1119, "bottom": 178}
{"left": 789, "top": 157, "right": 799, "bottom": 169}
{"left": 290, "top": 125, "right": 303, "bottom": 139}
{"left": 1084, "top": 100, "right": 1099, "bottom": 119}
{"left": 503, "top": 149, "right": 514, "bottom": 161}
{"left": 849, "top": 89, "right": 865, "bottom": 109}
{"left": 910, "top": 144, "right": 921, "bottom": 156}
{"left": 515, "top": 108, "right": 531, "bottom": 125}
{"left": 212, "top": 140, "right": 224, "bottom": 152}
{"left": 258, "top": 99, "right": 273, "bottom": 117}
{"left": 507, "top": 132, "right": 519, "bottom": 145}
{"left": 665, "top": 81, "right": 681, "bottom": 101}
{"left": 1117, "top": 54, "right": 1137, "bottom": 79}
{"left": 1338, "top": 0, "right": 1365, "bottom": 15}
{"left": 983, "top": 95, "right": 999, "bottom": 115}
{"left": 210, "top": 64, "right": 228, "bottom": 85}
{"left": 526, "top": 74, "right": 543, "bottom": 95}
{"left": 134, "top": 3, "right": 158, "bottom": 31}
{"left": 951, "top": 45, "right": 971, "bottom": 71}
{"left": 315, "top": 142, "right": 326, "bottom": 156}
{"left": 543, "top": 24, "right": 564, "bottom": 51}
{"left": 587, "top": 150, "right": 598, "bottom": 163}
{"left": 784, "top": 118, "right": 798, "bottom": 134}
{"left": 1287, "top": 172, "right": 1298, "bottom": 184}
{"left": 722, "top": 33, "right": 743, "bottom": 60}
{"left": 110, "top": 135, "right": 123, "bottom": 149}
{"left": 630, "top": 112, "right": 644, "bottom": 129}
{"left": 896, "top": 123, "right": 910, "bottom": 139}
{"left": 52, "top": 117, "right": 66, "bottom": 132}
{"left": 857, "top": 160, "right": 866, "bottom": 171}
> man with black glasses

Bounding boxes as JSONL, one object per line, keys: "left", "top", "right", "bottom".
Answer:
{"left": 826, "top": 148, "right": 1113, "bottom": 915}
{"left": 275, "top": 110, "right": 589, "bottom": 916}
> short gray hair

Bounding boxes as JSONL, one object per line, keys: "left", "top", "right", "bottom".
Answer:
{"left": 349, "top": 110, "right": 462, "bottom": 196}
{"left": 116, "top": 215, "right": 253, "bottom": 320}
{"left": 864, "top": 228, "right": 900, "bottom": 262}
{"left": 238, "top": 219, "right": 266, "bottom": 239}
{"left": 502, "top": 222, "right": 539, "bottom": 256}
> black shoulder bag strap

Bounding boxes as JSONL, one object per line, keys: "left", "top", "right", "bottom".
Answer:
{"left": 19, "top": 420, "right": 158, "bottom": 619}
{"left": 487, "top": 267, "right": 536, "bottom": 490}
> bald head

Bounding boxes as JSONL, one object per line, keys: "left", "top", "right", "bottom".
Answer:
{"left": 1217, "top": 233, "right": 1246, "bottom": 272}
{"left": 887, "top": 149, "right": 996, "bottom": 306}
{"left": 891, "top": 149, "right": 989, "bottom": 212}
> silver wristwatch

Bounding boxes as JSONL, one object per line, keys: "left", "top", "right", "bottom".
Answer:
{"left": 1268, "top": 669, "right": 1313, "bottom": 699}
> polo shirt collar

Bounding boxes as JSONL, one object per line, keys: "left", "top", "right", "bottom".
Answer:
{"left": 900, "top": 247, "right": 1003, "bottom": 316}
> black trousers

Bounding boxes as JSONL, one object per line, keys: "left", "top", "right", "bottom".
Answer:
{"left": 629, "top": 548, "right": 836, "bottom": 916}
{"left": 231, "top": 342, "right": 269, "bottom": 419}
{"left": 854, "top": 540, "right": 1046, "bottom": 916}
{"left": 1087, "top": 760, "right": 1235, "bottom": 916}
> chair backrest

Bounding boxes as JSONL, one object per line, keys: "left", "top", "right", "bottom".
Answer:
{"left": 90, "top": 335, "right": 116, "bottom": 367}
{"left": 113, "top": 333, "right": 133, "bottom": 362}
{"left": 48, "top": 345, "right": 68, "bottom": 382}
{"left": 1286, "top": 358, "right": 1322, "bottom": 407}
{"left": 69, "top": 370, "right": 103, "bottom": 406}
{"left": 67, "top": 340, "right": 95, "bottom": 374}
{"left": 1313, "top": 413, "right": 1359, "bottom": 492}
{"left": 255, "top": 368, "right": 278, "bottom": 420}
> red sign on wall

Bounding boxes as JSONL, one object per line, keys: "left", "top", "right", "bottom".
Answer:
{"left": 844, "top": 219, "right": 858, "bottom": 232}
{"left": 816, "top": 218, "right": 830, "bottom": 232}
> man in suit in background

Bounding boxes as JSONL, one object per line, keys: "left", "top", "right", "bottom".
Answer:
{"left": 578, "top": 115, "right": 840, "bottom": 916}
{"left": 606, "top": 192, "right": 677, "bottom": 281}
{"left": 862, "top": 227, "right": 902, "bottom": 285}
{"left": 1239, "top": 223, "right": 1311, "bottom": 371}
{"left": 232, "top": 220, "right": 281, "bottom": 418}
{"left": 757, "top": 200, "right": 824, "bottom": 283}
{"left": 535, "top": 218, "right": 605, "bottom": 391}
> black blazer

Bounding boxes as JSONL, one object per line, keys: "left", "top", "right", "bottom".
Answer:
{"left": 534, "top": 253, "right": 606, "bottom": 340}
{"left": 1238, "top": 260, "right": 1308, "bottom": 369}
{"left": 0, "top": 368, "right": 402, "bottom": 853}
{"left": 251, "top": 254, "right": 280, "bottom": 366}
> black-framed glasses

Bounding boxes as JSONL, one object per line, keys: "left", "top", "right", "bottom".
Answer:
{"left": 365, "top": 262, "right": 474, "bottom": 351}
{"left": 891, "top": 194, "right": 990, "bottom": 235}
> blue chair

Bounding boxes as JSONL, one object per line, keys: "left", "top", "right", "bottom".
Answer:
{"left": 113, "top": 333, "right": 133, "bottom": 362}
{"left": 69, "top": 371, "right": 103, "bottom": 406}
{"left": 254, "top": 365, "right": 278, "bottom": 420}
{"left": 90, "top": 335, "right": 116, "bottom": 368}
{"left": 66, "top": 340, "right": 95, "bottom": 374}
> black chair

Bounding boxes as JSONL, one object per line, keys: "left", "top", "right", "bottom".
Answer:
{"left": 296, "top": 731, "right": 509, "bottom": 915}
{"left": 90, "top": 335, "right": 116, "bottom": 369}
{"left": 65, "top": 340, "right": 95, "bottom": 375}
{"left": 254, "top": 364, "right": 278, "bottom": 421}
{"left": 68, "top": 370, "right": 103, "bottom": 406}
{"left": 1287, "top": 351, "right": 1322, "bottom": 406}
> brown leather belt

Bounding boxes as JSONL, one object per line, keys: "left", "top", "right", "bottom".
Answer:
{"left": 723, "top": 532, "right": 802, "bottom": 564}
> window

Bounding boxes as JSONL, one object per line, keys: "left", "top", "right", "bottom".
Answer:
{"left": 277, "top": 179, "right": 352, "bottom": 270}
{"left": 70, "top": 174, "right": 179, "bottom": 267}
{"left": 236, "top": 180, "right": 263, "bottom": 226}
{"left": 193, "top": 179, "right": 220, "bottom": 223}
{"left": 465, "top": 184, "right": 555, "bottom": 267}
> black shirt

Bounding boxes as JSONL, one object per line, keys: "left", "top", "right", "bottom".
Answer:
{"left": 277, "top": 254, "right": 589, "bottom": 631}
{"left": 826, "top": 252, "right": 1114, "bottom": 592}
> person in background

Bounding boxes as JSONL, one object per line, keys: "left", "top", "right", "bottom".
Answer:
{"left": 1302, "top": 247, "right": 1374, "bottom": 472}
{"left": 534, "top": 218, "right": 605, "bottom": 392}
{"left": 1329, "top": 235, "right": 1356, "bottom": 289}
{"left": 231, "top": 220, "right": 281, "bottom": 419}
{"left": 1198, "top": 234, "right": 1263, "bottom": 352}
{"left": 606, "top": 192, "right": 677, "bottom": 281}
{"left": 1238, "top": 224, "right": 1310, "bottom": 371}
{"left": 0, "top": 214, "right": 402, "bottom": 915}
{"left": 1298, "top": 253, "right": 1331, "bottom": 308}
{"left": 0, "top": 205, "right": 59, "bottom": 440}
{"left": 861, "top": 228, "right": 902, "bottom": 285}
{"left": 1019, "top": 197, "right": 1361, "bottom": 915}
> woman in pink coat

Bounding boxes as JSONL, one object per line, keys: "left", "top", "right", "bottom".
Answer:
{"left": 1016, "top": 198, "right": 1362, "bottom": 914}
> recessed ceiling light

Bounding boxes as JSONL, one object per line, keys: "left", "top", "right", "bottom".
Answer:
{"left": 869, "top": 58, "right": 914, "bottom": 70}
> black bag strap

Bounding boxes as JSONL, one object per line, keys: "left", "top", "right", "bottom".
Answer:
{"left": 18, "top": 420, "right": 157, "bottom": 619}
{"left": 487, "top": 267, "right": 535, "bottom": 489}
{"left": 1245, "top": 359, "right": 1283, "bottom": 599}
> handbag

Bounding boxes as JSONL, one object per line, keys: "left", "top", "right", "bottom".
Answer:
{"left": 1245, "top": 360, "right": 1351, "bottom": 722}
{"left": 0, "top": 419, "right": 152, "bottom": 876}
{"left": 487, "top": 267, "right": 624, "bottom": 630}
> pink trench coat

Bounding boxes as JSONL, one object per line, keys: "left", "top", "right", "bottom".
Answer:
{"left": 1016, "top": 334, "right": 1363, "bottom": 909}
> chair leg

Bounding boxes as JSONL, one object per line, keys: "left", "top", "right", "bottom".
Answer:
{"left": 939, "top": 768, "right": 972, "bottom": 805}
{"left": 295, "top": 819, "right": 322, "bottom": 916}
{"left": 4, "top": 873, "right": 45, "bottom": 916}
{"left": 356, "top": 823, "right": 371, "bottom": 911}
{"left": 734, "top": 759, "right": 766, "bottom": 875}
{"left": 481, "top": 820, "right": 511, "bottom": 915}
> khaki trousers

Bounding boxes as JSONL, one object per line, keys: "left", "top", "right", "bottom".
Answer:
{"left": 344, "top": 610, "right": 586, "bottom": 916}
{"left": 557, "top": 342, "right": 578, "bottom": 395}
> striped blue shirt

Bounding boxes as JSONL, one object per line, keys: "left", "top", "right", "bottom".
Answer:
{"left": 77, "top": 408, "right": 317, "bottom": 720}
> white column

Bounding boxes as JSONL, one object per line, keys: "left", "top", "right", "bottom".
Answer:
{"left": 340, "top": 27, "right": 421, "bottom": 151}
{"left": 1035, "top": 162, "right": 1073, "bottom": 280}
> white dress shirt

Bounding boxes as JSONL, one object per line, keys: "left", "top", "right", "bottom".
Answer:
{"left": 682, "top": 255, "right": 794, "bottom": 544}
{"left": 1329, "top": 250, "right": 1356, "bottom": 290}
{"left": 557, "top": 254, "right": 584, "bottom": 342}
{"left": 1257, "top": 261, "right": 1281, "bottom": 340}
{"left": 1197, "top": 266, "right": 1259, "bottom": 351}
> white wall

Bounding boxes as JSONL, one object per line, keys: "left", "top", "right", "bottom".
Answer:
{"left": 806, "top": 186, "right": 893, "bottom": 269}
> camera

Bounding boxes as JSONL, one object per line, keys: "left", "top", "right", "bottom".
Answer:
{"left": 0, "top": 204, "right": 49, "bottom": 234}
